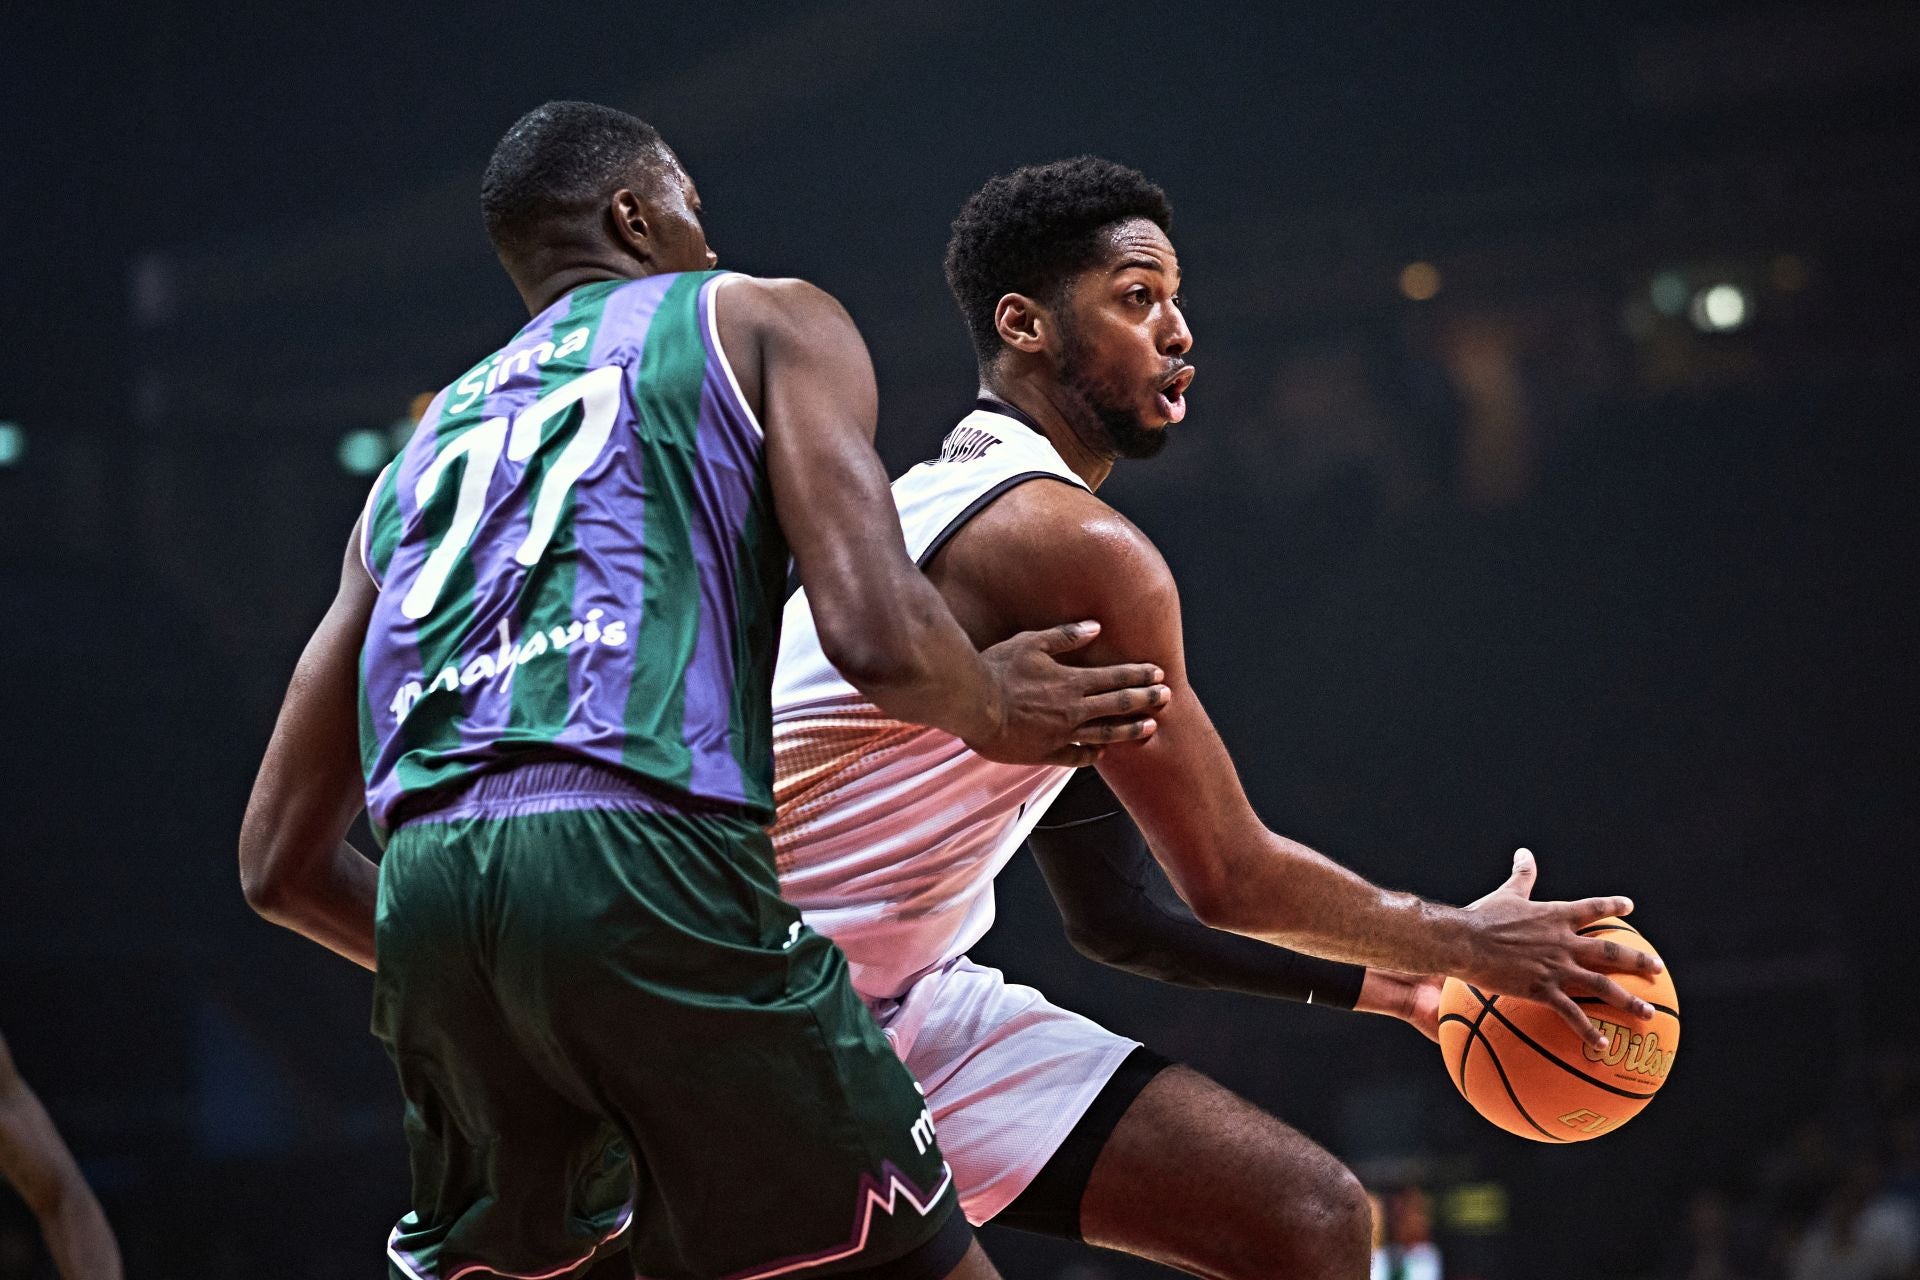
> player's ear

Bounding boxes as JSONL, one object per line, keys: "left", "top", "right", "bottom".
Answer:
{"left": 994, "top": 294, "right": 1050, "bottom": 355}
{"left": 609, "top": 189, "right": 652, "bottom": 259}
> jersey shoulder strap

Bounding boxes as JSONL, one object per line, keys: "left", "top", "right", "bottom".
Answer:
{"left": 891, "top": 398, "right": 1090, "bottom": 569}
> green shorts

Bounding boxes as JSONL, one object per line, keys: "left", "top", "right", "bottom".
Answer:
{"left": 371, "top": 764, "right": 960, "bottom": 1280}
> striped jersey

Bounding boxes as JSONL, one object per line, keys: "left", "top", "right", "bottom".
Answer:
{"left": 357, "top": 271, "right": 786, "bottom": 833}
{"left": 770, "top": 403, "right": 1089, "bottom": 998}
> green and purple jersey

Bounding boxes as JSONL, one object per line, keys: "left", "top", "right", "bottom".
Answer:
{"left": 356, "top": 271, "right": 786, "bottom": 834}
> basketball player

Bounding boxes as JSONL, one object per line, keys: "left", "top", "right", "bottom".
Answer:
{"left": 768, "top": 157, "right": 1664, "bottom": 1279}
{"left": 238, "top": 105, "right": 1172, "bottom": 1280}
{"left": 0, "top": 1030, "right": 122, "bottom": 1280}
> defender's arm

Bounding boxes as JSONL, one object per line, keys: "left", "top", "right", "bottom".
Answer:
{"left": 0, "top": 1034, "right": 124, "bottom": 1280}
{"left": 719, "top": 277, "right": 1166, "bottom": 766}
{"left": 238, "top": 524, "right": 381, "bottom": 971}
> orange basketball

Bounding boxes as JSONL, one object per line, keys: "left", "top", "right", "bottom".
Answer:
{"left": 1437, "top": 916, "right": 1679, "bottom": 1142}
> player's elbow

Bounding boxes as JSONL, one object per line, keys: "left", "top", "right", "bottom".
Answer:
{"left": 817, "top": 629, "right": 909, "bottom": 693}
{"left": 238, "top": 853, "right": 287, "bottom": 920}
{"left": 1062, "top": 914, "right": 1135, "bottom": 968}
{"left": 1175, "top": 861, "right": 1250, "bottom": 933}
{"left": 1183, "top": 884, "right": 1234, "bottom": 931}
{"left": 814, "top": 607, "right": 930, "bottom": 698}
{"left": 238, "top": 827, "right": 300, "bottom": 922}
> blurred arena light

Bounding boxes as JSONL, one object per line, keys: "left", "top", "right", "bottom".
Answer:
{"left": 1398, "top": 261, "right": 1442, "bottom": 301}
{"left": 1442, "top": 1182, "right": 1510, "bottom": 1234}
{"left": 336, "top": 428, "right": 392, "bottom": 476}
{"left": 0, "top": 422, "right": 24, "bottom": 467}
{"left": 1690, "top": 283, "right": 1752, "bottom": 333}
{"left": 1650, "top": 271, "right": 1691, "bottom": 317}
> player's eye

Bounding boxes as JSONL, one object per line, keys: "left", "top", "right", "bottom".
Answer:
{"left": 1126, "top": 285, "right": 1152, "bottom": 306}
{"left": 1172, "top": 292, "right": 1188, "bottom": 310}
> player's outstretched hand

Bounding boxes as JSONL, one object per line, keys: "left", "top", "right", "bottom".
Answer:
{"left": 1457, "top": 849, "right": 1663, "bottom": 1050}
{"left": 968, "top": 620, "right": 1171, "bottom": 767}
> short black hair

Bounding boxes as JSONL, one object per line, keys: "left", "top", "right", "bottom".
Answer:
{"left": 944, "top": 157, "right": 1173, "bottom": 365}
{"left": 481, "top": 101, "right": 674, "bottom": 256}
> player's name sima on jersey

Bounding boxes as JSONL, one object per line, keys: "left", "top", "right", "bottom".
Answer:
{"left": 386, "top": 610, "right": 629, "bottom": 724}
{"left": 446, "top": 325, "right": 593, "bottom": 414}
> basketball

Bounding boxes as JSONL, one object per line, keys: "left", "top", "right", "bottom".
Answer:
{"left": 1437, "top": 916, "right": 1679, "bottom": 1142}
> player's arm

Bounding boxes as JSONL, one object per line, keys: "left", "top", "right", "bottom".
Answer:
{"left": 718, "top": 276, "right": 1167, "bottom": 766}
{"left": 1030, "top": 767, "right": 1413, "bottom": 1015}
{"left": 1084, "top": 524, "right": 1658, "bottom": 1045}
{"left": 940, "top": 483, "right": 1656, "bottom": 1047}
{"left": 237, "top": 524, "right": 381, "bottom": 971}
{"left": 0, "top": 1033, "right": 124, "bottom": 1280}
{"left": 1027, "top": 770, "right": 1552, "bottom": 1041}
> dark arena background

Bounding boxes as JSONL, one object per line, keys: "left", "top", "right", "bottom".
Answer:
{"left": 4, "top": 3, "right": 1918, "bottom": 1277}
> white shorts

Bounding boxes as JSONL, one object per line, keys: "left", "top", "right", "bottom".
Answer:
{"left": 861, "top": 956, "right": 1140, "bottom": 1225}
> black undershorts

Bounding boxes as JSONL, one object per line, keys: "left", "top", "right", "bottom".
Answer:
{"left": 991, "top": 1045, "right": 1176, "bottom": 1241}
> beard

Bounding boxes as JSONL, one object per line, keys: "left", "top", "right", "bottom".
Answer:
{"left": 1056, "top": 312, "right": 1172, "bottom": 461}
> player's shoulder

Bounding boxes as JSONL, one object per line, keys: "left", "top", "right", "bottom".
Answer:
{"left": 950, "top": 474, "right": 1174, "bottom": 601}
{"left": 999, "top": 478, "right": 1164, "bottom": 566}
{"left": 714, "top": 274, "right": 851, "bottom": 331}
{"left": 710, "top": 275, "right": 861, "bottom": 388}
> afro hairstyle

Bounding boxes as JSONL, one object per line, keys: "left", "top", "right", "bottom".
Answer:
{"left": 944, "top": 156, "right": 1173, "bottom": 365}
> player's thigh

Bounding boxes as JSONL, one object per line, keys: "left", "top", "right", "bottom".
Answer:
{"left": 1079, "top": 1066, "right": 1373, "bottom": 1280}
{"left": 375, "top": 819, "right": 634, "bottom": 1275}
{"left": 882, "top": 959, "right": 1139, "bottom": 1228}
{"left": 520, "top": 807, "right": 968, "bottom": 1280}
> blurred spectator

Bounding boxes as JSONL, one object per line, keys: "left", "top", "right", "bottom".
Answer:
{"left": 1259, "top": 343, "right": 1430, "bottom": 515}
{"left": 1663, "top": 1189, "right": 1755, "bottom": 1280}
{"left": 1786, "top": 1160, "right": 1919, "bottom": 1280}
{"left": 1371, "top": 1187, "right": 1442, "bottom": 1280}
{"left": 1764, "top": 1118, "right": 1847, "bottom": 1232}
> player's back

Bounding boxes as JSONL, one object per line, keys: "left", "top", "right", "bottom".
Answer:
{"left": 772, "top": 404, "right": 1086, "bottom": 998}
{"left": 358, "top": 270, "right": 785, "bottom": 834}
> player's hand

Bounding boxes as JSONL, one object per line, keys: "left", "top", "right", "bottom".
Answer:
{"left": 1357, "top": 969, "right": 1443, "bottom": 1042}
{"left": 1384, "top": 847, "right": 1554, "bottom": 1042}
{"left": 1455, "top": 849, "right": 1663, "bottom": 1052}
{"left": 967, "top": 621, "right": 1170, "bottom": 767}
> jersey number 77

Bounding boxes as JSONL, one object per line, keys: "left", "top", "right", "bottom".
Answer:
{"left": 398, "top": 365, "right": 623, "bottom": 620}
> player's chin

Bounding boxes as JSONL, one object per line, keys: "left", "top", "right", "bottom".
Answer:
{"left": 1110, "top": 415, "right": 1173, "bottom": 460}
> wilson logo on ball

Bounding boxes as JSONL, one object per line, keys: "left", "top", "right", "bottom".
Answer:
{"left": 1583, "top": 1020, "right": 1678, "bottom": 1080}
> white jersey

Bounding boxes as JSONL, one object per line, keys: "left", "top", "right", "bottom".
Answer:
{"left": 771, "top": 403, "right": 1090, "bottom": 999}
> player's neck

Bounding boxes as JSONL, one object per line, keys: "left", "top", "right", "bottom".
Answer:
{"left": 516, "top": 259, "right": 660, "bottom": 316}
{"left": 516, "top": 267, "right": 631, "bottom": 316}
{"left": 976, "top": 377, "right": 1114, "bottom": 491}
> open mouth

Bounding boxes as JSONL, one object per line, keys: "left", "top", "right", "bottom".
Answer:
{"left": 1154, "top": 366, "right": 1196, "bottom": 424}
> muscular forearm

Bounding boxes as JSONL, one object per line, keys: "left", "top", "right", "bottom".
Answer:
{"left": 245, "top": 840, "right": 380, "bottom": 971}
{"left": 1030, "top": 774, "right": 1368, "bottom": 1007}
{"left": 240, "top": 530, "right": 382, "bottom": 971}
{"left": 1197, "top": 833, "right": 1474, "bottom": 977}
